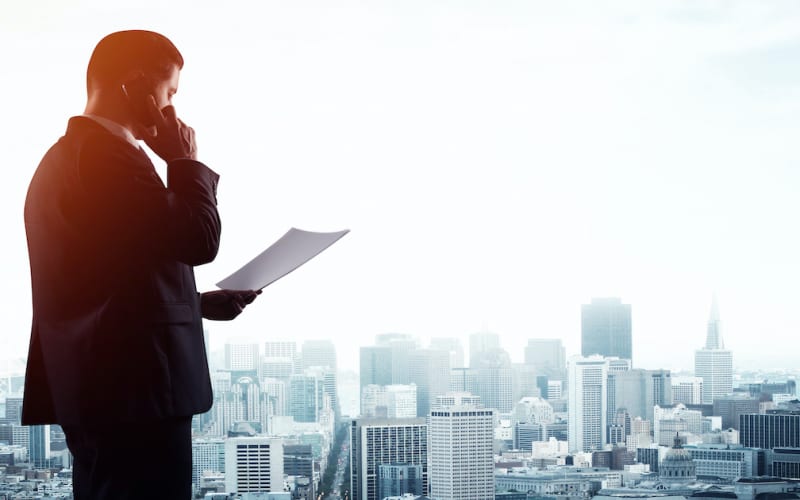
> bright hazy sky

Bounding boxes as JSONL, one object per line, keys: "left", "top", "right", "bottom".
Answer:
{"left": 3, "top": 1, "right": 800, "bottom": 376}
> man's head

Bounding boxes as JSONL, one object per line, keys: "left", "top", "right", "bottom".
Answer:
{"left": 86, "top": 30, "right": 183, "bottom": 94}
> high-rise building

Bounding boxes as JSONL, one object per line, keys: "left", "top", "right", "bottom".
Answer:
{"left": 192, "top": 438, "right": 225, "bottom": 487}
{"left": 289, "top": 368, "right": 328, "bottom": 423}
{"left": 407, "top": 349, "right": 451, "bottom": 417}
{"left": 284, "top": 444, "right": 314, "bottom": 479}
{"left": 429, "top": 337, "right": 465, "bottom": 369}
{"left": 28, "top": 425, "right": 50, "bottom": 468}
{"left": 378, "top": 463, "right": 424, "bottom": 500}
{"left": 607, "top": 368, "right": 672, "bottom": 424}
{"left": 224, "top": 437, "right": 283, "bottom": 494}
{"left": 375, "top": 333, "right": 418, "bottom": 384}
{"left": 568, "top": 355, "right": 609, "bottom": 452}
{"left": 469, "top": 331, "right": 501, "bottom": 368}
{"left": 672, "top": 377, "right": 703, "bottom": 405}
{"left": 360, "top": 345, "right": 393, "bottom": 390}
{"left": 714, "top": 395, "right": 760, "bottom": 430}
{"left": 4, "top": 398, "right": 22, "bottom": 425}
{"left": 301, "top": 339, "right": 337, "bottom": 371}
{"left": 360, "top": 384, "right": 417, "bottom": 419}
{"left": 429, "top": 393, "right": 494, "bottom": 500}
{"left": 694, "top": 295, "right": 733, "bottom": 404}
{"left": 473, "top": 348, "right": 514, "bottom": 413}
{"left": 225, "top": 341, "right": 260, "bottom": 371}
{"left": 524, "top": 339, "right": 566, "bottom": 380}
{"left": 349, "top": 417, "right": 428, "bottom": 500}
{"left": 740, "top": 410, "right": 800, "bottom": 449}
{"left": 581, "top": 298, "right": 632, "bottom": 362}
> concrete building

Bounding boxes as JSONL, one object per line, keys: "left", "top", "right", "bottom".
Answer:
{"left": 349, "top": 417, "right": 428, "bottom": 500}
{"left": 672, "top": 377, "right": 703, "bottom": 406}
{"left": 225, "top": 437, "right": 284, "bottom": 494}
{"left": 694, "top": 295, "right": 733, "bottom": 405}
{"left": 568, "top": 355, "right": 609, "bottom": 452}
{"left": 524, "top": 339, "right": 567, "bottom": 380}
{"left": 429, "top": 393, "right": 494, "bottom": 500}
{"left": 581, "top": 298, "right": 632, "bottom": 363}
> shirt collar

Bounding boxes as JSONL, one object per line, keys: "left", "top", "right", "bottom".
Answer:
{"left": 81, "top": 114, "right": 140, "bottom": 148}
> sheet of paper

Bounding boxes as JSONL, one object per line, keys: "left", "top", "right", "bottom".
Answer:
{"left": 216, "top": 227, "right": 350, "bottom": 290}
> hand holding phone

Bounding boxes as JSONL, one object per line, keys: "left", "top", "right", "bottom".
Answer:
{"left": 121, "top": 76, "right": 198, "bottom": 162}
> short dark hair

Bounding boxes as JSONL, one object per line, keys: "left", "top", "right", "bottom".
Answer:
{"left": 86, "top": 30, "right": 184, "bottom": 91}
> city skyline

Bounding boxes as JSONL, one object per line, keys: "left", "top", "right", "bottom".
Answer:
{"left": 5, "top": 1, "right": 800, "bottom": 376}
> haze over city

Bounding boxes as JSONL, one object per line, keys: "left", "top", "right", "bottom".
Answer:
{"left": 4, "top": 1, "right": 800, "bottom": 374}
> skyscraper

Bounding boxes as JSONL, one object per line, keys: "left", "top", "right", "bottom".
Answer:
{"left": 606, "top": 368, "right": 672, "bottom": 424}
{"left": 568, "top": 355, "right": 609, "bottom": 452}
{"left": 694, "top": 295, "right": 733, "bottom": 404}
{"left": 524, "top": 338, "right": 566, "bottom": 380}
{"left": 407, "top": 349, "right": 451, "bottom": 417}
{"left": 225, "top": 341, "right": 260, "bottom": 371}
{"left": 349, "top": 417, "right": 428, "bottom": 500}
{"left": 430, "top": 337, "right": 465, "bottom": 369}
{"left": 469, "top": 331, "right": 500, "bottom": 367}
{"left": 301, "top": 339, "right": 337, "bottom": 371}
{"left": 581, "top": 298, "right": 632, "bottom": 362}
{"left": 429, "top": 393, "right": 494, "bottom": 500}
{"left": 224, "top": 437, "right": 283, "bottom": 494}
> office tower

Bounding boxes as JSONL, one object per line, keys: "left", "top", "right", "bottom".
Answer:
{"left": 360, "top": 346, "right": 393, "bottom": 390}
{"left": 28, "top": 425, "right": 50, "bottom": 468}
{"left": 672, "top": 376, "right": 703, "bottom": 405}
{"left": 683, "top": 444, "right": 764, "bottom": 480}
{"left": 450, "top": 367, "right": 478, "bottom": 395}
{"left": 714, "top": 395, "right": 760, "bottom": 430}
{"left": 524, "top": 339, "right": 566, "bottom": 380}
{"left": 386, "top": 385, "right": 418, "bottom": 419}
{"left": 512, "top": 363, "right": 540, "bottom": 402}
{"left": 568, "top": 355, "right": 609, "bottom": 452}
{"left": 225, "top": 341, "right": 260, "bottom": 371}
{"left": 378, "top": 463, "right": 424, "bottom": 499}
{"left": 349, "top": 417, "right": 428, "bottom": 500}
{"left": 301, "top": 339, "right": 337, "bottom": 371}
{"left": 547, "top": 380, "right": 563, "bottom": 400}
{"left": 429, "top": 393, "right": 494, "bottom": 500}
{"left": 740, "top": 410, "right": 800, "bottom": 449}
{"left": 262, "top": 378, "right": 288, "bottom": 417}
{"left": 430, "top": 337, "right": 465, "bottom": 369}
{"left": 360, "top": 384, "right": 417, "bottom": 419}
{"left": 375, "top": 333, "right": 418, "bottom": 384}
{"left": 473, "top": 348, "right": 514, "bottom": 413}
{"left": 607, "top": 369, "right": 672, "bottom": 424}
{"left": 694, "top": 295, "right": 733, "bottom": 404}
{"left": 284, "top": 444, "right": 314, "bottom": 479}
{"left": 581, "top": 298, "right": 632, "bottom": 362}
{"left": 626, "top": 417, "right": 652, "bottom": 450}
{"left": 407, "top": 349, "right": 451, "bottom": 417}
{"left": 289, "top": 368, "right": 328, "bottom": 423}
{"left": 4, "top": 398, "right": 22, "bottom": 424}
{"left": 653, "top": 404, "right": 703, "bottom": 445}
{"left": 469, "top": 331, "right": 501, "bottom": 367}
{"left": 192, "top": 438, "right": 225, "bottom": 487}
{"left": 225, "top": 437, "right": 283, "bottom": 494}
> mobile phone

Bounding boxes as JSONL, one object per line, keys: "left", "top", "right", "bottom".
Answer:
{"left": 121, "top": 76, "right": 156, "bottom": 128}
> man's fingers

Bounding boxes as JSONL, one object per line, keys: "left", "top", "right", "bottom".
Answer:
{"left": 161, "top": 105, "right": 178, "bottom": 123}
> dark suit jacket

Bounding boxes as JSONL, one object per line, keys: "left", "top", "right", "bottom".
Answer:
{"left": 22, "top": 116, "right": 220, "bottom": 426}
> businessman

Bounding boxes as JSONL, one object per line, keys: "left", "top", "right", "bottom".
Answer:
{"left": 22, "top": 30, "right": 258, "bottom": 498}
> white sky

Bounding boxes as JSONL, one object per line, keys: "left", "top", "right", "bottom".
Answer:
{"left": 3, "top": 0, "right": 800, "bottom": 376}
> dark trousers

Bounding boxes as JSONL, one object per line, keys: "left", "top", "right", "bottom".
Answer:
{"left": 63, "top": 416, "right": 193, "bottom": 500}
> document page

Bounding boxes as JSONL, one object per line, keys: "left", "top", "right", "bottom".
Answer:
{"left": 216, "top": 227, "right": 350, "bottom": 290}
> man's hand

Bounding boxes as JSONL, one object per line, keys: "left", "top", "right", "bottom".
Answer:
{"left": 139, "top": 97, "right": 198, "bottom": 162}
{"left": 201, "top": 289, "right": 261, "bottom": 321}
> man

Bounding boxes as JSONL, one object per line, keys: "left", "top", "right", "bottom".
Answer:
{"left": 22, "top": 30, "right": 258, "bottom": 498}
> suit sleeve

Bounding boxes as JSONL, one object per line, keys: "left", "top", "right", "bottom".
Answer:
{"left": 76, "top": 133, "right": 221, "bottom": 266}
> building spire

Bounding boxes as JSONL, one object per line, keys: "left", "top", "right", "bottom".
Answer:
{"left": 705, "top": 293, "right": 723, "bottom": 349}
